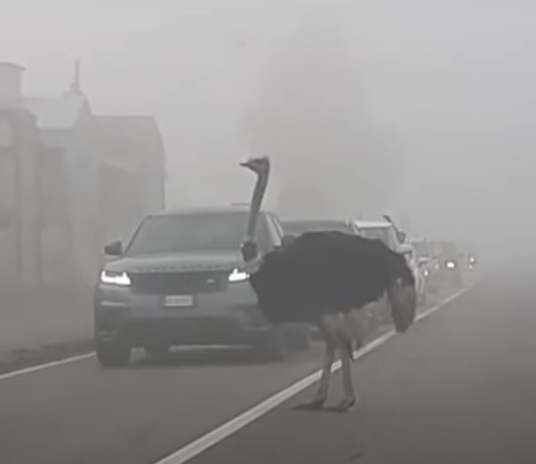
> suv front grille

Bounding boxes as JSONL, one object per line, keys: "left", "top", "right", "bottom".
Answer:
{"left": 130, "top": 271, "right": 228, "bottom": 295}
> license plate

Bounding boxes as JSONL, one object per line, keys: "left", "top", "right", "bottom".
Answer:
{"left": 163, "top": 295, "right": 194, "bottom": 308}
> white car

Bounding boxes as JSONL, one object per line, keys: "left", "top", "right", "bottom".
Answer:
{"left": 352, "top": 219, "right": 405, "bottom": 252}
{"left": 352, "top": 219, "right": 409, "bottom": 327}
{"left": 400, "top": 243, "right": 427, "bottom": 306}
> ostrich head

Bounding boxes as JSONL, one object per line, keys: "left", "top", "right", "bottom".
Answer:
{"left": 240, "top": 156, "right": 271, "bottom": 262}
{"left": 385, "top": 251, "right": 417, "bottom": 333}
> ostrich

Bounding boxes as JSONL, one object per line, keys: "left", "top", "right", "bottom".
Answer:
{"left": 240, "top": 157, "right": 417, "bottom": 412}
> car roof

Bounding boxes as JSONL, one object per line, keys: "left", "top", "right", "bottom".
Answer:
{"left": 409, "top": 237, "right": 428, "bottom": 243}
{"left": 353, "top": 220, "right": 392, "bottom": 229}
{"left": 281, "top": 218, "right": 352, "bottom": 225}
{"left": 151, "top": 206, "right": 273, "bottom": 217}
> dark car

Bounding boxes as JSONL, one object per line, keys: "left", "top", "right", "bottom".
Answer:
{"left": 281, "top": 219, "right": 359, "bottom": 237}
{"left": 94, "top": 207, "right": 311, "bottom": 367}
{"left": 410, "top": 237, "right": 441, "bottom": 295}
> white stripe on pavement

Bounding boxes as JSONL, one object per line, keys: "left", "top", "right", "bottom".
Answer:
{"left": 0, "top": 352, "right": 95, "bottom": 381}
{"left": 154, "top": 284, "right": 476, "bottom": 464}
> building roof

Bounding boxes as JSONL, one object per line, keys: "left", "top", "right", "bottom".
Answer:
{"left": 23, "top": 95, "right": 88, "bottom": 130}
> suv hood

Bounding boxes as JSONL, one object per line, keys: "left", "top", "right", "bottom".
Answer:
{"left": 105, "top": 251, "right": 243, "bottom": 273}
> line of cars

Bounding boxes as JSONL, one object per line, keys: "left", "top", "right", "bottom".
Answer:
{"left": 94, "top": 206, "right": 473, "bottom": 367}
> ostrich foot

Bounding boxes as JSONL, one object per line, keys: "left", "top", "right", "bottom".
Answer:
{"left": 333, "top": 397, "right": 356, "bottom": 413}
{"left": 293, "top": 396, "right": 326, "bottom": 411}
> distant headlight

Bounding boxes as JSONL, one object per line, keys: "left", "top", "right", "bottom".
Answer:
{"left": 228, "top": 268, "right": 249, "bottom": 283}
{"left": 446, "top": 261, "right": 456, "bottom": 269}
{"left": 100, "top": 270, "right": 131, "bottom": 286}
{"left": 423, "top": 269, "right": 430, "bottom": 277}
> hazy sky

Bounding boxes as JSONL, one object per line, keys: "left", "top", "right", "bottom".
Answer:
{"left": 2, "top": 0, "right": 536, "bottom": 255}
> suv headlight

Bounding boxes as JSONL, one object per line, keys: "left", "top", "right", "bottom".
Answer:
{"left": 446, "top": 261, "right": 456, "bottom": 269}
{"left": 228, "top": 268, "right": 249, "bottom": 283}
{"left": 100, "top": 270, "right": 131, "bottom": 286}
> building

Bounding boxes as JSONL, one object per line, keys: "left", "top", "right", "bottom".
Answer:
{"left": 88, "top": 115, "right": 166, "bottom": 245}
{"left": 0, "top": 62, "right": 166, "bottom": 286}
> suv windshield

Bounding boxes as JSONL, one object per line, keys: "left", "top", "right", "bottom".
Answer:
{"left": 126, "top": 212, "right": 250, "bottom": 255}
{"left": 358, "top": 227, "right": 397, "bottom": 249}
{"left": 282, "top": 220, "right": 354, "bottom": 235}
{"left": 413, "top": 240, "right": 431, "bottom": 259}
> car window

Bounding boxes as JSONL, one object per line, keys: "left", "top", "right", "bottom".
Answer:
{"left": 269, "top": 214, "right": 285, "bottom": 240}
{"left": 263, "top": 214, "right": 282, "bottom": 248}
{"left": 256, "top": 215, "right": 274, "bottom": 253}
{"left": 359, "top": 227, "right": 396, "bottom": 249}
{"left": 126, "top": 211, "right": 250, "bottom": 255}
{"left": 413, "top": 241, "right": 431, "bottom": 259}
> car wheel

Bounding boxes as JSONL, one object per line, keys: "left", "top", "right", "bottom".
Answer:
{"left": 144, "top": 344, "right": 172, "bottom": 361}
{"left": 287, "top": 328, "right": 311, "bottom": 352}
{"left": 259, "top": 327, "right": 288, "bottom": 361}
{"left": 96, "top": 340, "right": 131, "bottom": 368}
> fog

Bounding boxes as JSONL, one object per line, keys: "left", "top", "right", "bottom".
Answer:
{"left": 2, "top": 3, "right": 536, "bottom": 459}
{"left": 2, "top": 0, "right": 536, "bottom": 263}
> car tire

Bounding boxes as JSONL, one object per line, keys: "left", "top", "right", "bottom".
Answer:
{"left": 259, "top": 327, "right": 288, "bottom": 361}
{"left": 288, "top": 328, "right": 311, "bottom": 352}
{"left": 96, "top": 340, "right": 131, "bottom": 368}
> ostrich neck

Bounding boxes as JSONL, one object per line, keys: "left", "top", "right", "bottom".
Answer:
{"left": 245, "top": 168, "right": 269, "bottom": 242}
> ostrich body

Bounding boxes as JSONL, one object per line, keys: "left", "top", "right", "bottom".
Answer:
{"left": 240, "top": 157, "right": 417, "bottom": 412}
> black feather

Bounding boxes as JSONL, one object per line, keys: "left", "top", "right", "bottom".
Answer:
{"left": 248, "top": 231, "right": 415, "bottom": 325}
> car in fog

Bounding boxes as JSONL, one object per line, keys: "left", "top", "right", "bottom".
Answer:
{"left": 400, "top": 243, "right": 427, "bottom": 306}
{"left": 432, "top": 240, "right": 464, "bottom": 288}
{"left": 353, "top": 219, "right": 405, "bottom": 252}
{"left": 410, "top": 237, "right": 441, "bottom": 295}
{"left": 352, "top": 219, "right": 409, "bottom": 327}
{"left": 94, "top": 207, "right": 311, "bottom": 367}
{"left": 281, "top": 218, "right": 359, "bottom": 237}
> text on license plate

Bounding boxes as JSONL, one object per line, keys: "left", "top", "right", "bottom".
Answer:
{"left": 164, "top": 295, "right": 194, "bottom": 307}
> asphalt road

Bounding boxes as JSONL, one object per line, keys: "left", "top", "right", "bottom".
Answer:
{"left": 3, "top": 270, "right": 534, "bottom": 464}
{"left": 0, "top": 342, "right": 325, "bottom": 464}
{"left": 188, "top": 272, "right": 536, "bottom": 464}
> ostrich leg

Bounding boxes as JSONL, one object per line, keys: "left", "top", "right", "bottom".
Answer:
{"left": 294, "top": 321, "right": 337, "bottom": 410}
{"left": 336, "top": 340, "right": 357, "bottom": 412}
{"left": 311, "top": 338, "right": 336, "bottom": 408}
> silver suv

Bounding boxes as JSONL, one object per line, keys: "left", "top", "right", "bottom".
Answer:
{"left": 94, "top": 207, "right": 311, "bottom": 367}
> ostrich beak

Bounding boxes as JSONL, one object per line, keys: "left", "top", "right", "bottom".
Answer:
{"left": 240, "top": 156, "right": 269, "bottom": 174}
{"left": 387, "top": 280, "right": 417, "bottom": 333}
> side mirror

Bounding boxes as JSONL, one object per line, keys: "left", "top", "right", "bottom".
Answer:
{"left": 241, "top": 240, "right": 258, "bottom": 262}
{"left": 397, "top": 231, "right": 407, "bottom": 244}
{"left": 281, "top": 234, "right": 297, "bottom": 247}
{"left": 104, "top": 240, "right": 123, "bottom": 256}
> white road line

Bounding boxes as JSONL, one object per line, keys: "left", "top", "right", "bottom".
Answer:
{"left": 153, "top": 284, "right": 476, "bottom": 464}
{"left": 416, "top": 285, "right": 473, "bottom": 322}
{"left": 0, "top": 352, "right": 95, "bottom": 381}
